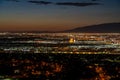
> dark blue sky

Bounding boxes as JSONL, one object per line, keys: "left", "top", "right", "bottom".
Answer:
{"left": 0, "top": 0, "right": 120, "bottom": 31}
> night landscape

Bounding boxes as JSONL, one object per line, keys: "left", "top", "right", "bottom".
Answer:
{"left": 0, "top": 0, "right": 120, "bottom": 80}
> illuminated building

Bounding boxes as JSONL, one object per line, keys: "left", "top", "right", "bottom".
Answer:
{"left": 69, "top": 38, "right": 75, "bottom": 43}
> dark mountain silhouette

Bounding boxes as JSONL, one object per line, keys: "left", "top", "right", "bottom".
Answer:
{"left": 65, "top": 23, "right": 120, "bottom": 33}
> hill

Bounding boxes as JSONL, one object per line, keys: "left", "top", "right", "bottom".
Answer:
{"left": 65, "top": 23, "right": 120, "bottom": 33}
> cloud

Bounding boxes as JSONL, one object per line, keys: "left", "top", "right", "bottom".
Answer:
{"left": 91, "top": 0, "right": 100, "bottom": 1}
{"left": 56, "top": 2, "right": 101, "bottom": 7}
{"left": 28, "top": 1, "right": 52, "bottom": 5}
{"left": 3, "top": 0, "right": 101, "bottom": 7}
{"left": 27, "top": 1, "right": 101, "bottom": 7}
{"left": 91, "top": 0, "right": 97, "bottom": 1}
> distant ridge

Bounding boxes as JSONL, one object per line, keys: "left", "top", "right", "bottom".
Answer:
{"left": 65, "top": 23, "right": 120, "bottom": 33}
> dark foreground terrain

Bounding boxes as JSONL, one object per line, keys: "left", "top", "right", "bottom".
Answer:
{"left": 0, "top": 53, "right": 120, "bottom": 80}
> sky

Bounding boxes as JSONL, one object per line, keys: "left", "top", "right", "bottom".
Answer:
{"left": 0, "top": 0, "right": 120, "bottom": 31}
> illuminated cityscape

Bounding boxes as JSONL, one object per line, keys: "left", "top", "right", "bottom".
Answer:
{"left": 0, "top": 32, "right": 120, "bottom": 54}
{"left": 0, "top": 32, "right": 120, "bottom": 80}
{"left": 0, "top": 0, "right": 120, "bottom": 79}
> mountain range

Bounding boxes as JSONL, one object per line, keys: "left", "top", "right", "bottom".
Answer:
{"left": 65, "top": 23, "right": 120, "bottom": 33}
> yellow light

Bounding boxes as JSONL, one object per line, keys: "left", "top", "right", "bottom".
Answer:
{"left": 69, "top": 38, "right": 75, "bottom": 43}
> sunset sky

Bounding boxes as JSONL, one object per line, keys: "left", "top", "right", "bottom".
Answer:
{"left": 0, "top": 0, "right": 120, "bottom": 31}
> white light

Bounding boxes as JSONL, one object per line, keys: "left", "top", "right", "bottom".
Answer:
{"left": 3, "top": 79, "right": 12, "bottom": 80}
